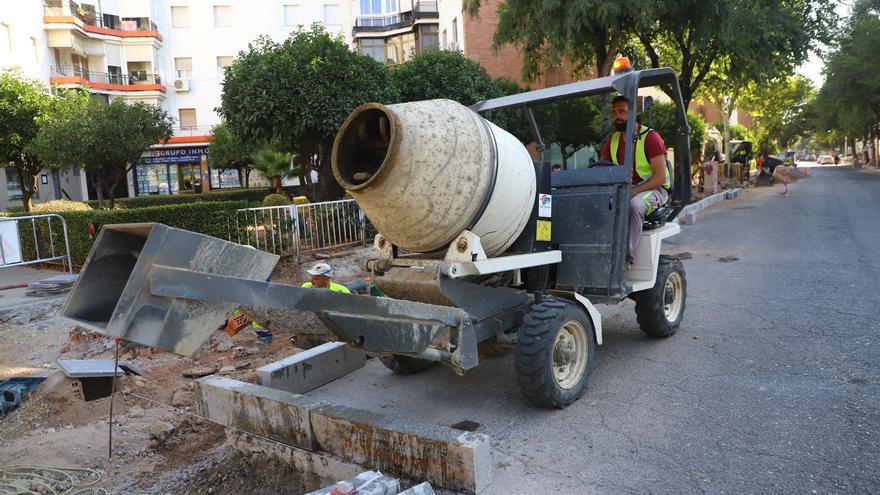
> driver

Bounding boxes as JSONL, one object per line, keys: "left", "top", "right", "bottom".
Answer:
{"left": 599, "top": 95, "right": 670, "bottom": 266}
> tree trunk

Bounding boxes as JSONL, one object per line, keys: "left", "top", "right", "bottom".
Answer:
{"left": 272, "top": 176, "right": 282, "bottom": 194}
{"left": 15, "top": 165, "right": 36, "bottom": 212}
{"left": 107, "top": 168, "right": 126, "bottom": 209}
{"left": 91, "top": 175, "right": 105, "bottom": 208}
{"left": 245, "top": 167, "right": 251, "bottom": 188}
{"left": 237, "top": 166, "right": 246, "bottom": 188}
{"left": 316, "top": 142, "right": 344, "bottom": 201}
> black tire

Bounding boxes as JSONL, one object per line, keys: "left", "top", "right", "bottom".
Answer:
{"left": 633, "top": 255, "right": 687, "bottom": 338}
{"left": 378, "top": 354, "right": 435, "bottom": 375}
{"left": 514, "top": 297, "right": 596, "bottom": 408}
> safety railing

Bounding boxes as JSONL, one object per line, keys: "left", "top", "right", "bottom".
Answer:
{"left": 230, "top": 199, "right": 368, "bottom": 256}
{"left": 0, "top": 214, "right": 73, "bottom": 273}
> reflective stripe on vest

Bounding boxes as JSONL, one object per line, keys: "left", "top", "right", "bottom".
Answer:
{"left": 301, "top": 281, "right": 351, "bottom": 293}
{"left": 610, "top": 130, "right": 671, "bottom": 189}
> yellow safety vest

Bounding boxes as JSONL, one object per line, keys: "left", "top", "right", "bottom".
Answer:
{"left": 610, "top": 129, "right": 671, "bottom": 189}
{"left": 301, "top": 281, "right": 351, "bottom": 293}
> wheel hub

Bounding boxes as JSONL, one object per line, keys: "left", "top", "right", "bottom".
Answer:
{"left": 663, "top": 271, "right": 684, "bottom": 322}
{"left": 551, "top": 321, "right": 589, "bottom": 390}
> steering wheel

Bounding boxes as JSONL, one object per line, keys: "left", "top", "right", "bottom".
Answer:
{"left": 588, "top": 160, "right": 618, "bottom": 168}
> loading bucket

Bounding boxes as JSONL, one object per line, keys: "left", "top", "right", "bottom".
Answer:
{"left": 61, "top": 223, "right": 278, "bottom": 356}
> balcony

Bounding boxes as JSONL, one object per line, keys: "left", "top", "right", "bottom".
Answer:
{"left": 162, "top": 125, "right": 215, "bottom": 145}
{"left": 353, "top": 1, "right": 438, "bottom": 35}
{"left": 43, "top": 0, "right": 162, "bottom": 41}
{"left": 50, "top": 65, "right": 164, "bottom": 92}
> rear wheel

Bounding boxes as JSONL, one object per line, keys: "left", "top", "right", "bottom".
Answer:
{"left": 378, "top": 354, "right": 435, "bottom": 375}
{"left": 633, "top": 255, "right": 686, "bottom": 337}
{"left": 514, "top": 297, "right": 596, "bottom": 408}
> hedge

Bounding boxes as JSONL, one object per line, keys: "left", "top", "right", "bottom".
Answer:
{"left": 85, "top": 187, "right": 274, "bottom": 209}
{"left": 6, "top": 200, "right": 250, "bottom": 267}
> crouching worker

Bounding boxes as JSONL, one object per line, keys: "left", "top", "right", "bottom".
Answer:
{"left": 302, "top": 262, "right": 351, "bottom": 293}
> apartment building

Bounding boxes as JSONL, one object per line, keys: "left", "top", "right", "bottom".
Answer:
{"left": 0, "top": 0, "right": 89, "bottom": 210}
{"left": 2, "top": 0, "right": 581, "bottom": 205}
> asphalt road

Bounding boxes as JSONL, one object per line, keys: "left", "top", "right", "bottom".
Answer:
{"left": 309, "top": 165, "right": 880, "bottom": 494}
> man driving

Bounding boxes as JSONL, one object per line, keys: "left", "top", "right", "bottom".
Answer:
{"left": 599, "top": 95, "right": 671, "bottom": 266}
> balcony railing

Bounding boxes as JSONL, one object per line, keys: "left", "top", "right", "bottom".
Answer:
{"left": 353, "top": 1, "right": 438, "bottom": 34}
{"left": 51, "top": 66, "right": 162, "bottom": 86}
{"left": 44, "top": 0, "right": 159, "bottom": 33}
{"left": 173, "top": 125, "right": 214, "bottom": 137}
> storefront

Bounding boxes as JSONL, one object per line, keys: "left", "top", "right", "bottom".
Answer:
{"left": 133, "top": 145, "right": 243, "bottom": 196}
{"left": 134, "top": 146, "right": 204, "bottom": 196}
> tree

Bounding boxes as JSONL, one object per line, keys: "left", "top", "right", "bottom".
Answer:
{"left": 251, "top": 146, "right": 296, "bottom": 194}
{"left": 463, "top": 0, "right": 651, "bottom": 79}
{"left": 0, "top": 71, "right": 52, "bottom": 211}
{"left": 391, "top": 49, "right": 497, "bottom": 105}
{"left": 219, "top": 25, "right": 396, "bottom": 201}
{"left": 740, "top": 76, "right": 815, "bottom": 153}
{"left": 537, "top": 98, "right": 603, "bottom": 169}
{"left": 813, "top": 0, "right": 880, "bottom": 166}
{"left": 208, "top": 123, "right": 255, "bottom": 188}
{"left": 636, "top": 0, "right": 834, "bottom": 109}
{"left": 651, "top": 101, "right": 707, "bottom": 156}
{"left": 32, "top": 94, "right": 173, "bottom": 208}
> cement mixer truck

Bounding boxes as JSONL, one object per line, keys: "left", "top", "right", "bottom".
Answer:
{"left": 61, "top": 66, "right": 692, "bottom": 408}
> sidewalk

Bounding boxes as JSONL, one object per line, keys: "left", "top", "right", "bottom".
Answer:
{"left": 0, "top": 266, "right": 68, "bottom": 311}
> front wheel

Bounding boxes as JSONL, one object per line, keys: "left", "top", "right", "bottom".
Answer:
{"left": 514, "top": 297, "right": 596, "bottom": 408}
{"left": 633, "top": 255, "right": 687, "bottom": 338}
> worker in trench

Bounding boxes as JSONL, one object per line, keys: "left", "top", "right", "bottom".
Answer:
{"left": 301, "top": 262, "right": 351, "bottom": 293}
{"left": 599, "top": 95, "right": 671, "bottom": 266}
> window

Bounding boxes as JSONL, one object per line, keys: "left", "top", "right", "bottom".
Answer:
{"left": 217, "top": 56, "right": 233, "bottom": 78}
{"left": 178, "top": 108, "right": 197, "bottom": 129}
{"left": 0, "top": 24, "right": 11, "bottom": 60}
{"left": 420, "top": 25, "right": 439, "bottom": 51}
{"left": 360, "top": 0, "right": 396, "bottom": 15}
{"left": 283, "top": 5, "right": 302, "bottom": 26}
{"left": 5, "top": 167, "right": 22, "bottom": 201}
{"left": 213, "top": 5, "right": 231, "bottom": 27}
{"left": 174, "top": 57, "right": 192, "bottom": 78}
{"left": 385, "top": 44, "right": 398, "bottom": 64}
{"left": 324, "top": 5, "right": 342, "bottom": 32}
{"left": 359, "top": 38, "right": 384, "bottom": 63}
{"left": 170, "top": 6, "right": 189, "bottom": 28}
{"left": 31, "top": 37, "right": 39, "bottom": 63}
{"left": 442, "top": 29, "right": 447, "bottom": 49}
{"left": 108, "top": 65, "right": 123, "bottom": 84}
{"left": 452, "top": 17, "right": 458, "bottom": 45}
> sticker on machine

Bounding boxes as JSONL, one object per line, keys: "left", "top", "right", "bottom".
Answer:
{"left": 538, "top": 194, "right": 552, "bottom": 218}
{"left": 536, "top": 220, "right": 551, "bottom": 241}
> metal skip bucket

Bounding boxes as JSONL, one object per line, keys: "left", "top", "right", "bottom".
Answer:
{"left": 61, "top": 223, "right": 278, "bottom": 356}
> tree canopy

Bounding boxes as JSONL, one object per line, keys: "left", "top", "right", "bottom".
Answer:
{"left": 32, "top": 92, "right": 173, "bottom": 207}
{"left": 0, "top": 71, "right": 52, "bottom": 211}
{"left": 740, "top": 76, "right": 815, "bottom": 154}
{"left": 391, "top": 48, "right": 497, "bottom": 105}
{"left": 812, "top": 0, "right": 880, "bottom": 163}
{"left": 208, "top": 123, "right": 255, "bottom": 188}
{"left": 219, "top": 25, "right": 397, "bottom": 200}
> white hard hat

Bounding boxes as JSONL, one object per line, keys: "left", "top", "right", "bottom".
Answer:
{"left": 307, "top": 262, "right": 333, "bottom": 277}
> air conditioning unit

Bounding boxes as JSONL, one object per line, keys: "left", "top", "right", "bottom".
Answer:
{"left": 173, "top": 79, "right": 190, "bottom": 92}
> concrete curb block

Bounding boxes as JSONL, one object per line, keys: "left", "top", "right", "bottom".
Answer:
{"left": 256, "top": 342, "right": 366, "bottom": 394}
{"left": 227, "top": 429, "right": 362, "bottom": 489}
{"left": 678, "top": 188, "right": 743, "bottom": 225}
{"left": 196, "top": 376, "right": 492, "bottom": 494}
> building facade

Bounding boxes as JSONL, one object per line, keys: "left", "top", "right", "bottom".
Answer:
{"left": 2, "top": 0, "right": 595, "bottom": 207}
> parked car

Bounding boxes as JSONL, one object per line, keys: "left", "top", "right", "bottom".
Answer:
{"left": 817, "top": 155, "right": 835, "bottom": 165}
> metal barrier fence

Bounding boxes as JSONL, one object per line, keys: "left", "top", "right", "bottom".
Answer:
{"left": 0, "top": 214, "right": 73, "bottom": 273}
{"left": 230, "top": 199, "right": 368, "bottom": 256}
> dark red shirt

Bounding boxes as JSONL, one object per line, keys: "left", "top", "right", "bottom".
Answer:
{"left": 600, "top": 129, "right": 667, "bottom": 185}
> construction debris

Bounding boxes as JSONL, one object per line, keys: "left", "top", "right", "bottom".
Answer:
{"left": 25, "top": 274, "right": 77, "bottom": 297}
{"left": 0, "top": 377, "right": 46, "bottom": 415}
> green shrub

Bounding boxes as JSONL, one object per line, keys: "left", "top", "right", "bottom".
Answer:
{"left": 262, "top": 193, "right": 291, "bottom": 207}
{"left": 32, "top": 200, "right": 92, "bottom": 212}
{"left": 9, "top": 200, "right": 249, "bottom": 267}
{"left": 86, "top": 188, "right": 277, "bottom": 209}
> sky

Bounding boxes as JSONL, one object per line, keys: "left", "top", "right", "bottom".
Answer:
{"left": 796, "top": 0, "right": 853, "bottom": 87}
